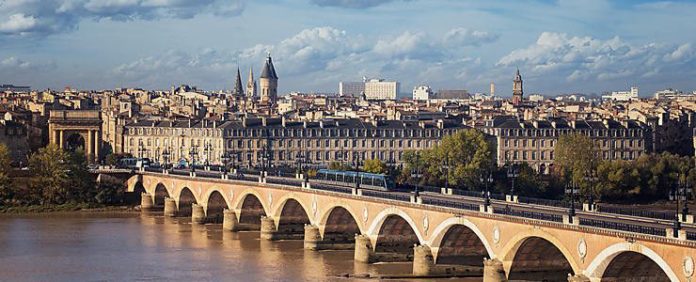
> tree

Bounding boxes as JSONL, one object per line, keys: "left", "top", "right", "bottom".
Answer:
{"left": 507, "top": 163, "right": 548, "bottom": 197}
{"left": 554, "top": 133, "right": 599, "bottom": 197}
{"left": 328, "top": 161, "right": 352, "bottom": 171}
{"left": 402, "top": 129, "right": 493, "bottom": 189}
{"left": 363, "top": 159, "right": 387, "bottom": 174}
{"left": 0, "top": 144, "right": 13, "bottom": 205}
{"left": 28, "top": 144, "right": 70, "bottom": 205}
{"left": 65, "top": 148, "right": 96, "bottom": 203}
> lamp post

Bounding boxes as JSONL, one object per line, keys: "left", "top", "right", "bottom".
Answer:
{"left": 353, "top": 152, "right": 362, "bottom": 189}
{"left": 137, "top": 139, "right": 146, "bottom": 169}
{"left": 203, "top": 141, "right": 212, "bottom": 169}
{"left": 584, "top": 169, "right": 598, "bottom": 211}
{"left": 480, "top": 171, "right": 493, "bottom": 212}
{"left": 162, "top": 147, "right": 170, "bottom": 170}
{"left": 411, "top": 152, "right": 422, "bottom": 198}
{"left": 566, "top": 179, "right": 578, "bottom": 224}
{"left": 507, "top": 163, "right": 519, "bottom": 197}
{"left": 221, "top": 151, "right": 230, "bottom": 176}
{"left": 441, "top": 156, "right": 450, "bottom": 190}
{"left": 682, "top": 178, "right": 690, "bottom": 222}
{"left": 189, "top": 145, "right": 197, "bottom": 173}
{"left": 155, "top": 147, "right": 161, "bottom": 166}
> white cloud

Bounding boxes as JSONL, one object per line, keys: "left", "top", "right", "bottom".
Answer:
{"left": 496, "top": 32, "right": 694, "bottom": 84}
{"left": 310, "top": 0, "right": 410, "bottom": 9}
{"left": 443, "top": 28, "right": 498, "bottom": 47}
{"left": 0, "top": 0, "right": 246, "bottom": 37}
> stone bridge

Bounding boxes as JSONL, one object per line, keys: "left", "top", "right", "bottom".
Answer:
{"left": 127, "top": 172, "right": 696, "bottom": 282}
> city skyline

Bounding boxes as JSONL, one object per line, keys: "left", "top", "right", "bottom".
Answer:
{"left": 2, "top": 0, "right": 696, "bottom": 95}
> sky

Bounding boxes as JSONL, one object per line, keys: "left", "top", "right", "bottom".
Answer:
{"left": 1, "top": 0, "right": 696, "bottom": 97}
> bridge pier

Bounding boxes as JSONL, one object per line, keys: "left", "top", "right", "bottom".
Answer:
{"left": 304, "top": 225, "right": 321, "bottom": 250}
{"left": 354, "top": 234, "right": 375, "bottom": 263}
{"left": 483, "top": 258, "right": 507, "bottom": 282}
{"left": 140, "top": 193, "right": 153, "bottom": 211}
{"left": 223, "top": 209, "right": 239, "bottom": 231}
{"left": 412, "top": 245, "right": 435, "bottom": 276}
{"left": 163, "top": 197, "right": 177, "bottom": 217}
{"left": 191, "top": 203, "right": 205, "bottom": 224}
{"left": 260, "top": 216, "right": 277, "bottom": 240}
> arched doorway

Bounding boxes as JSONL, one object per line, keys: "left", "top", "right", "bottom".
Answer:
{"left": 277, "top": 199, "right": 310, "bottom": 239}
{"left": 205, "top": 191, "right": 228, "bottom": 224}
{"left": 65, "top": 133, "right": 85, "bottom": 152}
{"left": 601, "top": 252, "right": 670, "bottom": 282}
{"left": 238, "top": 194, "right": 266, "bottom": 230}
{"left": 323, "top": 207, "right": 361, "bottom": 245}
{"left": 374, "top": 215, "right": 420, "bottom": 262}
{"left": 508, "top": 237, "right": 574, "bottom": 281}
{"left": 178, "top": 187, "right": 197, "bottom": 217}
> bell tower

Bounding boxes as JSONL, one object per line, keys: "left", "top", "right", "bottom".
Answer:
{"left": 512, "top": 68, "right": 523, "bottom": 105}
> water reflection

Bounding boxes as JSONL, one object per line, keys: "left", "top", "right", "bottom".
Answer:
{"left": 0, "top": 214, "right": 480, "bottom": 281}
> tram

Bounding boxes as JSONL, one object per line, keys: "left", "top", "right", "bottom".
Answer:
{"left": 314, "top": 169, "right": 396, "bottom": 191}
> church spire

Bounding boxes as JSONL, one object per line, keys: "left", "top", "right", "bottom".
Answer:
{"left": 233, "top": 67, "right": 244, "bottom": 96}
{"left": 246, "top": 66, "right": 256, "bottom": 98}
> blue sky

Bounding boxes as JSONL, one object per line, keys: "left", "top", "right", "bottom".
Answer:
{"left": 1, "top": 0, "right": 696, "bottom": 96}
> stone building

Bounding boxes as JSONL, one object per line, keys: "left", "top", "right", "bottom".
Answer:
{"left": 0, "top": 119, "right": 30, "bottom": 164}
{"left": 123, "top": 117, "right": 469, "bottom": 169}
{"left": 480, "top": 116, "right": 651, "bottom": 174}
{"left": 259, "top": 55, "right": 278, "bottom": 106}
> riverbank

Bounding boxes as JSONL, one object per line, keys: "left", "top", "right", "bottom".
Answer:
{"left": 0, "top": 203, "right": 139, "bottom": 216}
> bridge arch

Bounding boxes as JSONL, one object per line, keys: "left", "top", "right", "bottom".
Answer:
{"left": 500, "top": 229, "right": 581, "bottom": 281}
{"left": 318, "top": 205, "right": 364, "bottom": 236}
{"left": 427, "top": 217, "right": 494, "bottom": 266}
{"left": 153, "top": 183, "right": 170, "bottom": 206}
{"left": 204, "top": 190, "right": 229, "bottom": 223}
{"left": 177, "top": 187, "right": 198, "bottom": 217}
{"left": 234, "top": 190, "right": 268, "bottom": 230}
{"left": 318, "top": 205, "right": 362, "bottom": 244}
{"left": 367, "top": 208, "right": 424, "bottom": 260}
{"left": 584, "top": 242, "right": 678, "bottom": 282}
{"left": 274, "top": 198, "right": 312, "bottom": 236}
{"left": 202, "top": 187, "right": 233, "bottom": 211}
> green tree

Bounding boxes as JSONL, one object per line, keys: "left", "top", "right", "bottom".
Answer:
{"left": 66, "top": 148, "right": 96, "bottom": 203}
{"left": 508, "top": 163, "right": 548, "bottom": 197}
{"left": 0, "top": 144, "right": 13, "bottom": 205}
{"left": 554, "top": 133, "right": 599, "bottom": 197}
{"left": 328, "top": 161, "right": 352, "bottom": 171}
{"left": 403, "top": 129, "right": 493, "bottom": 189}
{"left": 363, "top": 159, "right": 387, "bottom": 174}
{"left": 28, "top": 144, "right": 70, "bottom": 205}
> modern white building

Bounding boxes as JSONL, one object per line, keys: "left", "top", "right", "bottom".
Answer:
{"left": 364, "top": 79, "right": 399, "bottom": 100}
{"left": 654, "top": 89, "right": 694, "bottom": 100}
{"left": 338, "top": 81, "right": 365, "bottom": 96}
{"left": 412, "top": 85, "right": 432, "bottom": 101}
{"left": 602, "top": 86, "right": 638, "bottom": 101}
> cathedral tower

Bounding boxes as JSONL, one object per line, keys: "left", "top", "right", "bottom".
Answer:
{"left": 259, "top": 54, "right": 278, "bottom": 105}
{"left": 233, "top": 67, "right": 244, "bottom": 97}
{"left": 512, "top": 68, "right": 523, "bottom": 105}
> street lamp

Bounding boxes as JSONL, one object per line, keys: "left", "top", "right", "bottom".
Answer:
{"left": 480, "top": 171, "right": 493, "bottom": 212}
{"left": 221, "top": 151, "right": 230, "bottom": 175}
{"left": 441, "top": 156, "right": 450, "bottom": 190}
{"left": 507, "top": 163, "right": 519, "bottom": 197}
{"left": 353, "top": 152, "right": 362, "bottom": 189}
{"left": 138, "top": 139, "right": 145, "bottom": 159}
{"left": 411, "top": 152, "right": 423, "bottom": 198}
{"left": 682, "top": 178, "right": 690, "bottom": 222}
{"left": 189, "top": 145, "right": 198, "bottom": 173}
{"left": 162, "top": 147, "right": 170, "bottom": 170}
{"left": 203, "top": 141, "right": 212, "bottom": 168}
{"left": 584, "top": 169, "right": 598, "bottom": 210}
{"left": 155, "top": 147, "right": 160, "bottom": 166}
{"left": 566, "top": 179, "right": 578, "bottom": 223}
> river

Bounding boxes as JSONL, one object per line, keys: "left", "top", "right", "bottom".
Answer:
{"left": 0, "top": 213, "right": 480, "bottom": 282}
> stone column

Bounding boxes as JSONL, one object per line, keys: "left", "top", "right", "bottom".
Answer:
{"left": 354, "top": 234, "right": 374, "bottom": 263}
{"left": 223, "top": 209, "right": 239, "bottom": 231}
{"left": 94, "top": 130, "right": 100, "bottom": 161}
{"left": 483, "top": 258, "right": 507, "bottom": 282}
{"left": 163, "top": 197, "right": 177, "bottom": 217}
{"left": 191, "top": 203, "right": 205, "bottom": 224}
{"left": 412, "top": 245, "right": 435, "bottom": 276}
{"left": 304, "top": 224, "right": 321, "bottom": 250}
{"left": 59, "top": 130, "right": 64, "bottom": 149}
{"left": 260, "top": 216, "right": 276, "bottom": 240}
{"left": 140, "top": 193, "right": 153, "bottom": 211}
{"left": 86, "top": 130, "right": 93, "bottom": 161}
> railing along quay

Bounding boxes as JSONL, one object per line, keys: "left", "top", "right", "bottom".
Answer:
{"left": 596, "top": 205, "right": 674, "bottom": 221}
{"left": 494, "top": 207, "right": 564, "bottom": 223}
{"left": 421, "top": 197, "right": 479, "bottom": 212}
{"left": 579, "top": 218, "right": 667, "bottom": 237}
{"left": 361, "top": 190, "right": 411, "bottom": 202}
